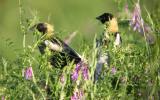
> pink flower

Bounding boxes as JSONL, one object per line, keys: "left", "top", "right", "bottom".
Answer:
{"left": 71, "top": 91, "right": 79, "bottom": 100}
{"left": 129, "top": 1, "right": 155, "bottom": 44}
{"left": 75, "top": 63, "right": 81, "bottom": 72}
{"left": 111, "top": 67, "right": 117, "bottom": 75}
{"left": 81, "top": 64, "right": 89, "bottom": 80}
{"left": 130, "top": 1, "right": 143, "bottom": 33}
{"left": 25, "top": 67, "right": 33, "bottom": 80}
{"left": 129, "top": 1, "right": 152, "bottom": 34}
{"left": 71, "top": 63, "right": 81, "bottom": 81}
{"left": 71, "top": 62, "right": 89, "bottom": 81}
{"left": 1, "top": 96, "right": 5, "bottom": 100}
{"left": 71, "top": 71, "right": 79, "bottom": 81}
{"left": 71, "top": 90, "right": 84, "bottom": 100}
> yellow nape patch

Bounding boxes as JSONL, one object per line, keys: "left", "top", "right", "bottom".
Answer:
{"left": 43, "top": 23, "right": 54, "bottom": 38}
{"left": 107, "top": 18, "right": 119, "bottom": 33}
{"left": 45, "top": 23, "right": 54, "bottom": 33}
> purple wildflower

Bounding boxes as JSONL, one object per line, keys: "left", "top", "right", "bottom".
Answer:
{"left": 111, "top": 67, "right": 117, "bottom": 75}
{"left": 129, "top": 1, "right": 155, "bottom": 44}
{"left": 130, "top": 1, "right": 151, "bottom": 34}
{"left": 81, "top": 64, "right": 89, "bottom": 80}
{"left": 71, "top": 71, "right": 79, "bottom": 81}
{"left": 25, "top": 67, "right": 33, "bottom": 80}
{"left": 75, "top": 63, "right": 81, "bottom": 72}
{"left": 71, "top": 90, "right": 84, "bottom": 100}
{"left": 130, "top": 1, "right": 143, "bottom": 33}
{"left": 79, "top": 90, "right": 83, "bottom": 98}
{"left": 71, "top": 91, "right": 79, "bottom": 100}
{"left": 71, "top": 62, "right": 89, "bottom": 81}
{"left": 71, "top": 62, "right": 82, "bottom": 81}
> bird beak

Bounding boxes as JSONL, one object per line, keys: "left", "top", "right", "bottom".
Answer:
{"left": 96, "top": 16, "right": 101, "bottom": 21}
{"left": 96, "top": 16, "right": 104, "bottom": 24}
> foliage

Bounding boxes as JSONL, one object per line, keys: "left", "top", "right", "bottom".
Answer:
{"left": 0, "top": 0, "right": 160, "bottom": 100}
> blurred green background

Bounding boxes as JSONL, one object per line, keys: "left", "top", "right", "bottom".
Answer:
{"left": 0, "top": 0, "right": 159, "bottom": 60}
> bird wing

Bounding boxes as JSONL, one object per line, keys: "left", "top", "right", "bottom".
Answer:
{"left": 49, "top": 37, "right": 81, "bottom": 63}
{"left": 44, "top": 40, "right": 62, "bottom": 52}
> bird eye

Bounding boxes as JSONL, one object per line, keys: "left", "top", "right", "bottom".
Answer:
{"left": 36, "top": 23, "right": 48, "bottom": 34}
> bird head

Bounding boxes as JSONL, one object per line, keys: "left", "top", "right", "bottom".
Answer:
{"left": 31, "top": 23, "right": 54, "bottom": 37}
{"left": 96, "top": 13, "right": 119, "bottom": 33}
{"left": 96, "top": 13, "right": 113, "bottom": 24}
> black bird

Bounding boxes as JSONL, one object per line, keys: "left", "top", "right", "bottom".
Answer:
{"left": 94, "top": 13, "right": 122, "bottom": 82}
{"left": 96, "top": 13, "right": 118, "bottom": 33}
{"left": 33, "top": 23, "right": 81, "bottom": 69}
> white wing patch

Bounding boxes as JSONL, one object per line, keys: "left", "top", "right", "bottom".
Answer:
{"left": 44, "top": 40, "right": 62, "bottom": 52}
{"left": 114, "top": 33, "right": 121, "bottom": 47}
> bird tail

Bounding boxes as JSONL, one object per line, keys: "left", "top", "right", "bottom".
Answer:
{"left": 64, "top": 31, "right": 78, "bottom": 44}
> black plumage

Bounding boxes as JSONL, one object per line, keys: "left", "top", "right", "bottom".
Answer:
{"left": 96, "top": 13, "right": 113, "bottom": 24}
{"left": 34, "top": 23, "right": 81, "bottom": 68}
{"left": 38, "top": 37, "right": 81, "bottom": 68}
{"left": 94, "top": 13, "right": 122, "bottom": 82}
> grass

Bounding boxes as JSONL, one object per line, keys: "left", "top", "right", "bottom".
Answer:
{"left": 0, "top": 0, "right": 160, "bottom": 100}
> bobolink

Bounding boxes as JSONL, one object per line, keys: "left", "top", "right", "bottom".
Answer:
{"left": 96, "top": 12, "right": 122, "bottom": 46}
{"left": 96, "top": 13, "right": 119, "bottom": 33}
{"left": 94, "top": 13, "right": 122, "bottom": 82}
{"left": 33, "top": 23, "right": 81, "bottom": 69}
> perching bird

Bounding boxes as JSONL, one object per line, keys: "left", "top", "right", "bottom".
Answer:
{"left": 95, "top": 13, "right": 122, "bottom": 47}
{"left": 96, "top": 13, "right": 118, "bottom": 33}
{"left": 32, "top": 23, "right": 81, "bottom": 69}
{"left": 94, "top": 13, "right": 122, "bottom": 82}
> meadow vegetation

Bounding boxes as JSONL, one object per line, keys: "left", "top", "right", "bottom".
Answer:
{"left": 0, "top": 0, "right": 160, "bottom": 99}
